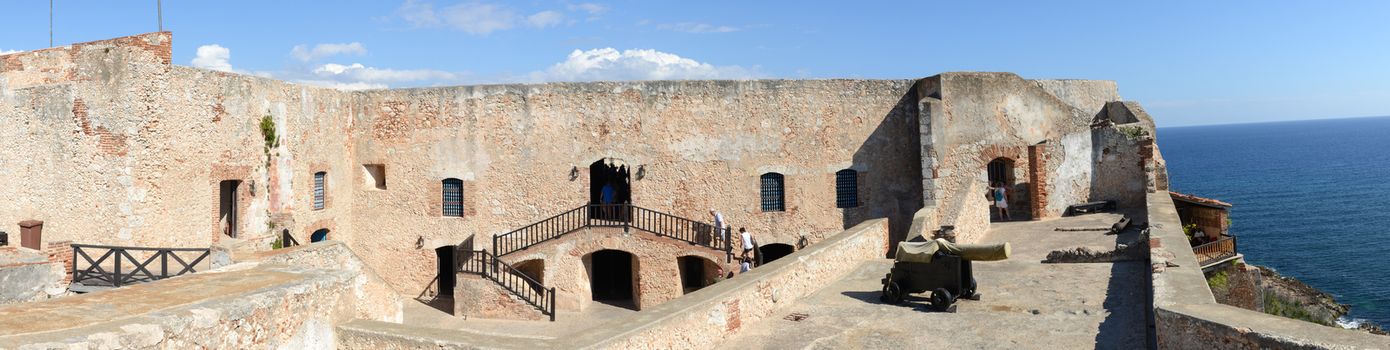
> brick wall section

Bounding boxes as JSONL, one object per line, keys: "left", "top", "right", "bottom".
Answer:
{"left": 0, "top": 32, "right": 170, "bottom": 88}
{"left": 43, "top": 241, "right": 73, "bottom": 283}
{"left": 1027, "top": 143, "right": 1049, "bottom": 220}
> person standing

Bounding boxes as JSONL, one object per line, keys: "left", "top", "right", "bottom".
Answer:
{"left": 710, "top": 210, "right": 726, "bottom": 245}
{"left": 992, "top": 182, "right": 1010, "bottom": 221}
{"left": 739, "top": 227, "right": 754, "bottom": 260}
{"left": 600, "top": 182, "right": 615, "bottom": 219}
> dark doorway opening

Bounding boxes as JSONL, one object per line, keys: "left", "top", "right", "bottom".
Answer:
{"left": 987, "top": 158, "right": 1018, "bottom": 222}
{"left": 435, "top": 246, "right": 456, "bottom": 297}
{"left": 759, "top": 243, "right": 794, "bottom": 265}
{"left": 588, "top": 249, "right": 637, "bottom": 309}
{"left": 218, "top": 180, "right": 241, "bottom": 238}
{"left": 588, "top": 159, "right": 632, "bottom": 222}
{"left": 310, "top": 229, "right": 329, "bottom": 243}
{"left": 677, "top": 256, "right": 717, "bottom": 294}
{"left": 514, "top": 259, "right": 545, "bottom": 284}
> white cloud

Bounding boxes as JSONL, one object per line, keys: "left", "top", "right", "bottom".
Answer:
{"left": 397, "top": 0, "right": 519, "bottom": 35}
{"left": 567, "top": 3, "right": 606, "bottom": 15}
{"left": 191, "top": 44, "right": 233, "bottom": 72}
{"left": 313, "top": 63, "right": 459, "bottom": 83}
{"left": 526, "top": 10, "right": 564, "bottom": 28}
{"left": 528, "top": 48, "right": 756, "bottom": 82}
{"left": 294, "top": 80, "right": 390, "bottom": 91}
{"left": 291, "top": 42, "right": 367, "bottom": 62}
{"left": 657, "top": 22, "right": 740, "bottom": 34}
{"left": 0, "top": 49, "right": 21, "bottom": 55}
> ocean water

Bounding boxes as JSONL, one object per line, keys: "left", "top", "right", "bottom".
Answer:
{"left": 1159, "top": 116, "right": 1390, "bottom": 328}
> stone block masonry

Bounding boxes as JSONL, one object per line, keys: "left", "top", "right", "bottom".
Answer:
{"left": 0, "top": 241, "right": 403, "bottom": 349}
{"left": 336, "top": 218, "right": 890, "bottom": 349}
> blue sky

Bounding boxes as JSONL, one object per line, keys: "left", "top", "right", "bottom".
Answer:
{"left": 2, "top": 1, "right": 1387, "bottom": 127}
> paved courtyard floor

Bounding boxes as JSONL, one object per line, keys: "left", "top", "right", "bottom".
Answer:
{"left": 723, "top": 212, "right": 1151, "bottom": 349}
{"left": 402, "top": 296, "right": 638, "bottom": 340}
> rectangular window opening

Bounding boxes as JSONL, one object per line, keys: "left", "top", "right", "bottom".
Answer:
{"left": 313, "top": 172, "right": 326, "bottom": 210}
{"left": 363, "top": 164, "right": 386, "bottom": 190}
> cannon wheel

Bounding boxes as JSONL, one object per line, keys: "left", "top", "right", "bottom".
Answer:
{"left": 964, "top": 277, "right": 977, "bottom": 298}
{"left": 881, "top": 281, "right": 904, "bottom": 304}
{"left": 930, "top": 288, "right": 953, "bottom": 312}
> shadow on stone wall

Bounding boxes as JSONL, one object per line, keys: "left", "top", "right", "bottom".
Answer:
{"left": 845, "top": 88, "right": 924, "bottom": 257}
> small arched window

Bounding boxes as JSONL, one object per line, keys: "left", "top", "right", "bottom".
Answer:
{"left": 313, "top": 172, "right": 327, "bottom": 210}
{"left": 442, "top": 178, "right": 463, "bottom": 217}
{"left": 836, "top": 169, "right": 859, "bottom": 208}
{"left": 760, "top": 173, "right": 785, "bottom": 212}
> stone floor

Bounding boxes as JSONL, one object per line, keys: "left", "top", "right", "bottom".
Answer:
{"left": 723, "top": 212, "right": 1150, "bottom": 349}
{"left": 402, "top": 297, "right": 638, "bottom": 340}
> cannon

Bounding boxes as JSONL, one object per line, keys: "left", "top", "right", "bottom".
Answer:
{"left": 881, "top": 239, "right": 1010, "bottom": 312}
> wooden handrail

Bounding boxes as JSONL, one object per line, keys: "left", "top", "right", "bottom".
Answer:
{"left": 71, "top": 244, "right": 211, "bottom": 288}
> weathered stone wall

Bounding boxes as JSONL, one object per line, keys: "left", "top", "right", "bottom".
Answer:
{"left": 1147, "top": 191, "right": 1389, "bottom": 348}
{"left": 0, "top": 241, "right": 402, "bottom": 349}
{"left": 335, "top": 218, "right": 889, "bottom": 349}
{"left": 0, "top": 32, "right": 357, "bottom": 252}
{"left": 347, "top": 80, "right": 924, "bottom": 294}
{"left": 916, "top": 73, "right": 1127, "bottom": 243}
{"left": 0, "top": 247, "right": 67, "bottom": 304}
{"left": 477, "top": 227, "right": 733, "bottom": 313}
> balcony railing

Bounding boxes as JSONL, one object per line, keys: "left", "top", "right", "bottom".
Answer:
{"left": 1193, "top": 235, "right": 1238, "bottom": 268}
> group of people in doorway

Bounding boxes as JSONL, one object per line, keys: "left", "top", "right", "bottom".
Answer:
{"left": 708, "top": 210, "right": 758, "bottom": 284}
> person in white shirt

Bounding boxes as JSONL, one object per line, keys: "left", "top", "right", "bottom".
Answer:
{"left": 740, "top": 227, "right": 754, "bottom": 260}
{"left": 739, "top": 256, "right": 752, "bottom": 273}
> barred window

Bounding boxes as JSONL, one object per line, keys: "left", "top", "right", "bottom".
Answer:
{"left": 442, "top": 178, "right": 463, "bottom": 217}
{"left": 313, "top": 172, "right": 326, "bottom": 210}
{"left": 760, "top": 173, "right": 785, "bottom": 212}
{"left": 836, "top": 169, "right": 859, "bottom": 208}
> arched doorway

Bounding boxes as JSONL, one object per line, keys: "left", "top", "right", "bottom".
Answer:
{"left": 677, "top": 255, "right": 719, "bottom": 294}
{"left": 514, "top": 259, "right": 545, "bottom": 284}
{"left": 987, "top": 158, "right": 1017, "bottom": 222}
{"left": 586, "top": 249, "right": 638, "bottom": 309}
{"left": 589, "top": 159, "right": 631, "bottom": 222}
{"left": 435, "top": 246, "right": 456, "bottom": 298}
{"left": 759, "top": 243, "right": 794, "bottom": 265}
{"left": 310, "top": 229, "right": 329, "bottom": 243}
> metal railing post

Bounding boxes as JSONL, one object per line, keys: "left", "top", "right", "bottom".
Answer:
{"left": 113, "top": 248, "right": 122, "bottom": 288}
{"left": 549, "top": 287, "right": 557, "bottom": 322}
{"left": 70, "top": 245, "right": 77, "bottom": 283}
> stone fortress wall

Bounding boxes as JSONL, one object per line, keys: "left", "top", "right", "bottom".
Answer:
{"left": 4, "top": 31, "right": 1381, "bottom": 349}
{"left": 1, "top": 31, "right": 1152, "bottom": 307}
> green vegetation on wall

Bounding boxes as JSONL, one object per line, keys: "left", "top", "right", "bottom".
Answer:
{"left": 1207, "top": 270, "right": 1229, "bottom": 290}
{"left": 259, "top": 114, "right": 278, "bottom": 167}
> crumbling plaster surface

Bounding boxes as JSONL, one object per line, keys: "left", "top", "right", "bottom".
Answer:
{"left": 0, "top": 243, "right": 402, "bottom": 349}
{"left": 916, "top": 73, "right": 1155, "bottom": 244}
{"left": 348, "top": 79, "right": 923, "bottom": 294}
{"left": 473, "top": 226, "right": 733, "bottom": 313}
{"left": 335, "top": 218, "right": 889, "bottom": 349}
{"left": 0, "top": 33, "right": 356, "bottom": 251}
{"left": 0, "top": 248, "right": 66, "bottom": 305}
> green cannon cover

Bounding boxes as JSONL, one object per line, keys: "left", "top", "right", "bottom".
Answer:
{"left": 896, "top": 239, "right": 1011, "bottom": 263}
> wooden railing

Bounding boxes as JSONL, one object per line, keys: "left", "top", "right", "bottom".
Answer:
{"left": 71, "top": 244, "right": 211, "bottom": 288}
{"left": 629, "top": 205, "right": 731, "bottom": 254}
{"left": 462, "top": 249, "right": 556, "bottom": 321}
{"left": 493, "top": 204, "right": 730, "bottom": 258}
{"left": 1193, "top": 235, "right": 1238, "bottom": 267}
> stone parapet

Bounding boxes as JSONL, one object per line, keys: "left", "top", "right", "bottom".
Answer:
{"left": 1147, "top": 191, "right": 1388, "bottom": 349}
{"left": 336, "top": 218, "right": 890, "bottom": 349}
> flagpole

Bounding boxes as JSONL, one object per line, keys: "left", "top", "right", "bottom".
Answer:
{"left": 157, "top": 0, "right": 163, "bottom": 32}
